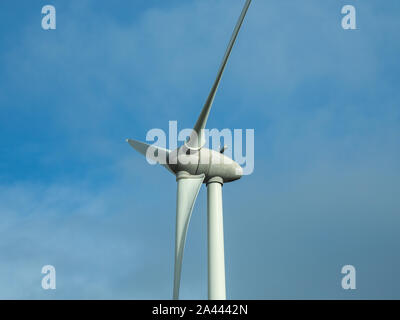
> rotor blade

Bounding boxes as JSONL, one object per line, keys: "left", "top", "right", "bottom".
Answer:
{"left": 173, "top": 171, "right": 205, "bottom": 299}
{"left": 186, "top": 0, "right": 252, "bottom": 149}
{"left": 126, "top": 138, "right": 174, "bottom": 174}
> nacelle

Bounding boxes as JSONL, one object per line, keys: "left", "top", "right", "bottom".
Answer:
{"left": 168, "top": 147, "right": 243, "bottom": 183}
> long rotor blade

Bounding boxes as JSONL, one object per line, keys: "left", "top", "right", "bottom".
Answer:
{"left": 173, "top": 172, "right": 205, "bottom": 299}
{"left": 187, "top": 0, "right": 252, "bottom": 149}
{"left": 126, "top": 138, "right": 174, "bottom": 174}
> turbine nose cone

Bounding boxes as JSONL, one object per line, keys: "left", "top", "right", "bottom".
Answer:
{"left": 225, "top": 161, "right": 243, "bottom": 182}
{"left": 235, "top": 163, "right": 243, "bottom": 180}
{"left": 223, "top": 160, "right": 243, "bottom": 182}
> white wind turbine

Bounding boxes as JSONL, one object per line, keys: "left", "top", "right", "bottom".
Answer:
{"left": 127, "top": 0, "right": 252, "bottom": 300}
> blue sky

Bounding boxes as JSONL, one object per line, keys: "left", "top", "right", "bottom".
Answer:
{"left": 0, "top": 0, "right": 399, "bottom": 299}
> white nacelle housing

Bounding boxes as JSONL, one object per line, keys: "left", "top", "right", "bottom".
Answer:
{"left": 168, "top": 146, "right": 243, "bottom": 183}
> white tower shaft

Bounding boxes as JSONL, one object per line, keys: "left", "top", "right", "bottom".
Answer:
{"left": 207, "top": 177, "right": 226, "bottom": 300}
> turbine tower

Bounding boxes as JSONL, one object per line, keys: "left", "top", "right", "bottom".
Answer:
{"left": 127, "top": 0, "right": 252, "bottom": 300}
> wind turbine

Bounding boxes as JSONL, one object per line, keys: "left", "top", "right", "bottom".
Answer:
{"left": 127, "top": 0, "right": 252, "bottom": 300}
